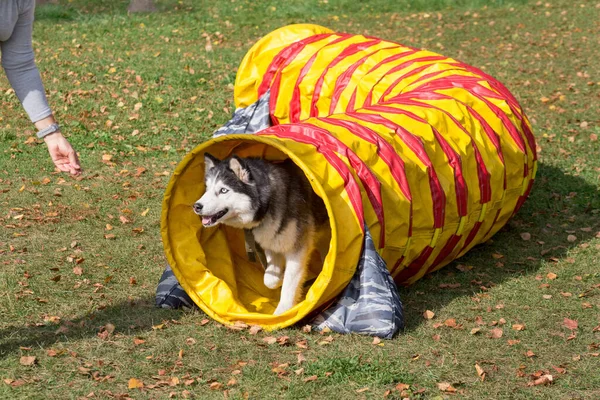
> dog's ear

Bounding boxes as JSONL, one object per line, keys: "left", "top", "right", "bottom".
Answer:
{"left": 229, "top": 156, "right": 251, "bottom": 184}
{"left": 204, "top": 153, "right": 219, "bottom": 172}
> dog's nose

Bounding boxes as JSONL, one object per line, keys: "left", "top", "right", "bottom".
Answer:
{"left": 193, "top": 203, "right": 203, "bottom": 214}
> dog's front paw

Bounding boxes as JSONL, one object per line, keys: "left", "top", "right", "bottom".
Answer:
{"left": 264, "top": 273, "right": 283, "bottom": 289}
{"left": 273, "top": 302, "right": 292, "bottom": 316}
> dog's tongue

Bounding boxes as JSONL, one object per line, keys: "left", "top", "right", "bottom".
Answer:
{"left": 201, "top": 216, "right": 213, "bottom": 226}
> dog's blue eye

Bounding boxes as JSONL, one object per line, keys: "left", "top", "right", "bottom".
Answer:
{"left": 219, "top": 188, "right": 229, "bottom": 194}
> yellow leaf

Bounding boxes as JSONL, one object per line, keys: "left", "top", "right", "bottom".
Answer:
{"left": 128, "top": 378, "right": 144, "bottom": 389}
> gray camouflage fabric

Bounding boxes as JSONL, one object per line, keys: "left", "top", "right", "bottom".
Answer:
{"left": 213, "top": 91, "right": 272, "bottom": 137}
{"left": 156, "top": 90, "right": 404, "bottom": 338}
{"left": 310, "top": 225, "right": 404, "bottom": 339}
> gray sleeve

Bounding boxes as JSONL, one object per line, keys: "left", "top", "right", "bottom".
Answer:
{"left": 0, "top": 1, "right": 52, "bottom": 123}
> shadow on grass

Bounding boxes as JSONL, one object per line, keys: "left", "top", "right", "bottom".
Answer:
{"left": 0, "top": 296, "right": 189, "bottom": 359}
{"left": 400, "top": 162, "right": 600, "bottom": 331}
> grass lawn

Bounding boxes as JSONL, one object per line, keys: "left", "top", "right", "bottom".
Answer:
{"left": 1, "top": 0, "right": 599, "bottom": 398}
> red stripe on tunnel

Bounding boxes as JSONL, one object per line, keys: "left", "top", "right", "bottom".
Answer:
{"left": 288, "top": 35, "right": 353, "bottom": 123}
{"left": 365, "top": 104, "right": 468, "bottom": 219}
{"left": 310, "top": 39, "right": 383, "bottom": 118}
{"left": 363, "top": 55, "right": 448, "bottom": 108}
{"left": 410, "top": 76, "right": 532, "bottom": 161}
{"left": 383, "top": 95, "right": 492, "bottom": 204}
{"left": 395, "top": 245, "right": 434, "bottom": 283}
{"left": 257, "top": 33, "right": 335, "bottom": 99}
{"left": 320, "top": 116, "right": 414, "bottom": 236}
{"left": 346, "top": 111, "right": 446, "bottom": 230}
{"left": 328, "top": 46, "right": 407, "bottom": 115}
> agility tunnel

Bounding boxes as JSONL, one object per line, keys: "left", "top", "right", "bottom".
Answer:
{"left": 161, "top": 24, "right": 536, "bottom": 330}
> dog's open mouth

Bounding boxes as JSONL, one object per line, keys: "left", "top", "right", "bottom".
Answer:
{"left": 201, "top": 209, "right": 228, "bottom": 227}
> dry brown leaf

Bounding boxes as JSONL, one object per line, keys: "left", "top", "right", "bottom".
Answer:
{"left": 489, "top": 328, "right": 503, "bottom": 339}
{"left": 444, "top": 318, "right": 457, "bottom": 328}
{"left": 423, "top": 310, "right": 435, "bottom": 320}
{"left": 512, "top": 324, "right": 526, "bottom": 331}
{"left": 437, "top": 382, "right": 457, "bottom": 392}
{"left": 475, "top": 363, "right": 486, "bottom": 381}
{"left": 547, "top": 272, "right": 558, "bottom": 280}
{"left": 19, "top": 356, "right": 37, "bottom": 366}
{"left": 209, "top": 382, "right": 223, "bottom": 390}
{"left": 520, "top": 232, "right": 531, "bottom": 241}
{"left": 303, "top": 375, "right": 317, "bottom": 383}
{"left": 248, "top": 325, "right": 262, "bottom": 335}
{"left": 297, "top": 352, "right": 306, "bottom": 365}
{"left": 563, "top": 318, "right": 578, "bottom": 330}
{"left": 262, "top": 337, "right": 277, "bottom": 345}
{"left": 528, "top": 374, "right": 553, "bottom": 386}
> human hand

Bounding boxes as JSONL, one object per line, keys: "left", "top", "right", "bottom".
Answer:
{"left": 44, "top": 132, "right": 82, "bottom": 175}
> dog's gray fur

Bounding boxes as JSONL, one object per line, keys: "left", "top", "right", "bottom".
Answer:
{"left": 194, "top": 153, "right": 329, "bottom": 315}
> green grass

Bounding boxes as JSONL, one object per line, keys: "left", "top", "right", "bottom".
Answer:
{"left": 1, "top": 0, "right": 599, "bottom": 398}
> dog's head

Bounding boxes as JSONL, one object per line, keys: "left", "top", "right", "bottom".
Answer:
{"left": 193, "top": 153, "right": 262, "bottom": 229}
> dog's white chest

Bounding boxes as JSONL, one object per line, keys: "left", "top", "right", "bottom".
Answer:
{"left": 253, "top": 217, "right": 298, "bottom": 254}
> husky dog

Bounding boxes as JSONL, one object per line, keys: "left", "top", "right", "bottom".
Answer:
{"left": 193, "top": 153, "right": 329, "bottom": 315}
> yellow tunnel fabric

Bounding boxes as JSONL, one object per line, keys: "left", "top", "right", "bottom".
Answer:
{"left": 161, "top": 24, "right": 536, "bottom": 330}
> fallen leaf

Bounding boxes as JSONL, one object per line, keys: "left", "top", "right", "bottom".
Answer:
{"left": 547, "top": 272, "right": 558, "bottom": 280}
{"left": 526, "top": 350, "right": 535, "bottom": 358}
{"left": 262, "top": 337, "right": 277, "bottom": 345}
{"left": 297, "top": 352, "right": 306, "bottom": 364}
{"left": 437, "top": 382, "right": 457, "bottom": 392}
{"left": 209, "top": 382, "right": 223, "bottom": 390}
{"left": 128, "top": 378, "right": 144, "bottom": 389}
{"left": 528, "top": 374, "right": 553, "bottom": 386}
{"left": 567, "top": 235, "right": 577, "bottom": 242}
{"left": 19, "top": 356, "right": 37, "bottom": 366}
{"left": 489, "top": 328, "right": 503, "bottom": 339}
{"left": 356, "top": 387, "right": 369, "bottom": 393}
{"left": 563, "top": 318, "right": 578, "bottom": 330}
{"left": 248, "top": 325, "right": 262, "bottom": 335}
{"left": 372, "top": 337, "right": 382, "bottom": 345}
{"left": 512, "top": 324, "right": 526, "bottom": 331}
{"left": 520, "top": 232, "right": 531, "bottom": 241}
{"left": 470, "top": 327, "right": 482, "bottom": 335}
{"left": 552, "top": 365, "right": 566, "bottom": 374}
{"left": 303, "top": 375, "right": 317, "bottom": 382}
{"left": 475, "top": 363, "right": 486, "bottom": 381}
{"left": 444, "top": 318, "right": 457, "bottom": 328}
{"left": 423, "top": 310, "right": 435, "bottom": 320}
{"left": 73, "top": 266, "right": 83, "bottom": 276}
